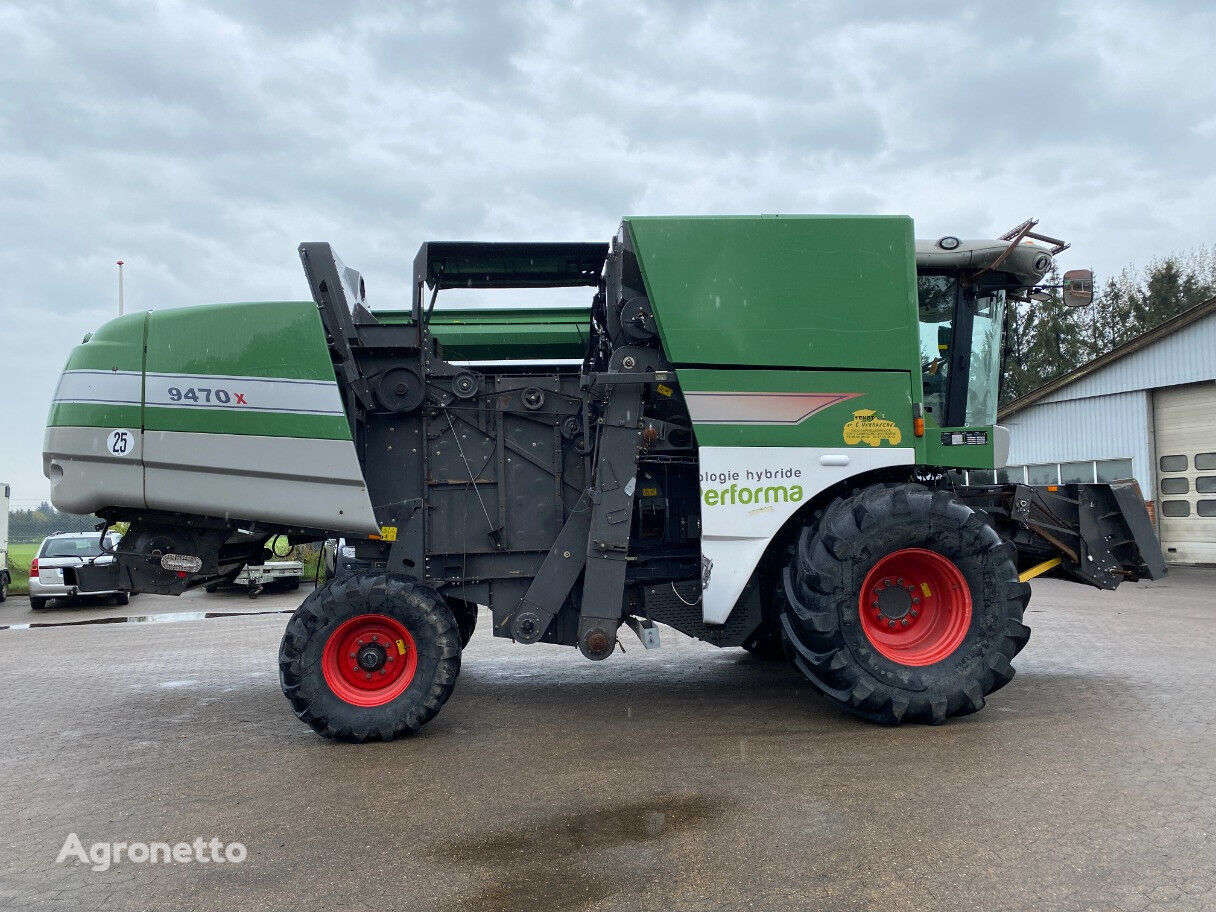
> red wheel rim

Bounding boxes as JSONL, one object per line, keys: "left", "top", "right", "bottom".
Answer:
{"left": 321, "top": 614, "right": 418, "bottom": 707}
{"left": 858, "top": 548, "right": 972, "bottom": 666}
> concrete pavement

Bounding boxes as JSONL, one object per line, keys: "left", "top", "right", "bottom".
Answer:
{"left": 1, "top": 570, "right": 1214, "bottom": 911}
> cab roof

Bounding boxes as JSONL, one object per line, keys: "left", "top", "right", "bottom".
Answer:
{"left": 914, "top": 238, "right": 1056, "bottom": 286}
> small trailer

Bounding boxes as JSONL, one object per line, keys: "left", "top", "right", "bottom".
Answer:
{"left": 205, "top": 560, "right": 303, "bottom": 597}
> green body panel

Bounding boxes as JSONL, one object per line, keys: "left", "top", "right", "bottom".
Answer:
{"left": 47, "top": 312, "right": 146, "bottom": 429}
{"left": 145, "top": 409, "right": 351, "bottom": 440}
{"left": 376, "top": 306, "right": 590, "bottom": 361}
{"left": 141, "top": 301, "right": 349, "bottom": 438}
{"left": 676, "top": 368, "right": 915, "bottom": 449}
{"left": 50, "top": 301, "right": 351, "bottom": 440}
{"left": 626, "top": 215, "right": 919, "bottom": 372}
{"left": 144, "top": 301, "right": 338, "bottom": 380}
{"left": 630, "top": 215, "right": 999, "bottom": 472}
{"left": 59, "top": 311, "right": 147, "bottom": 372}
{"left": 48, "top": 402, "right": 143, "bottom": 429}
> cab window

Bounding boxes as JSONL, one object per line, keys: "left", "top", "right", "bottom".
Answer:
{"left": 917, "top": 276, "right": 957, "bottom": 426}
{"left": 964, "top": 289, "right": 1005, "bottom": 427}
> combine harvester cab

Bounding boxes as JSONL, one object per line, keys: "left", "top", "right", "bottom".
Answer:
{"left": 45, "top": 216, "right": 1164, "bottom": 740}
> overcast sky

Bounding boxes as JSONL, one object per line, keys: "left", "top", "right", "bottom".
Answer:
{"left": 3, "top": 0, "right": 1215, "bottom": 504}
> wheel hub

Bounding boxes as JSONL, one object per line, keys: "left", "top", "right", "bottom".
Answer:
{"left": 356, "top": 643, "right": 387, "bottom": 672}
{"left": 875, "top": 579, "right": 915, "bottom": 620}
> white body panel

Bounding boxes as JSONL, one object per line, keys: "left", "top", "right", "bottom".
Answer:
{"left": 698, "top": 445, "right": 916, "bottom": 624}
{"left": 143, "top": 431, "right": 378, "bottom": 534}
{"left": 44, "top": 426, "right": 148, "bottom": 513}
{"left": 993, "top": 425, "right": 1010, "bottom": 469}
{"left": 44, "top": 427, "right": 379, "bottom": 535}
{"left": 51, "top": 369, "right": 348, "bottom": 419}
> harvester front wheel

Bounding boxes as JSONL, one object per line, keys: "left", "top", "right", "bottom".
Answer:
{"left": 278, "top": 573, "right": 461, "bottom": 741}
{"left": 779, "top": 483, "right": 1030, "bottom": 724}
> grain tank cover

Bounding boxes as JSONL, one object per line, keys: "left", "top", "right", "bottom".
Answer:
{"left": 625, "top": 215, "right": 918, "bottom": 372}
{"left": 414, "top": 242, "right": 608, "bottom": 290}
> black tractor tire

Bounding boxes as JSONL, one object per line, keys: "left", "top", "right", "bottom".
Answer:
{"left": 779, "top": 483, "right": 1031, "bottom": 725}
{"left": 279, "top": 573, "right": 462, "bottom": 742}
{"left": 30, "top": 596, "right": 49, "bottom": 610}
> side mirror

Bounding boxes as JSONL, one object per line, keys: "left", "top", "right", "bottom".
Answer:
{"left": 1063, "top": 269, "right": 1094, "bottom": 307}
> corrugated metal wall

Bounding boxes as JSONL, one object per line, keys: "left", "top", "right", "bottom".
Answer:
{"left": 1037, "top": 311, "right": 1216, "bottom": 405}
{"left": 1003, "top": 309, "right": 1216, "bottom": 501}
{"left": 1004, "top": 390, "right": 1155, "bottom": 496}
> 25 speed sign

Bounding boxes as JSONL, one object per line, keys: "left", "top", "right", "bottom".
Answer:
{"left": 106, "top": 429, "right": 136, "bottom": 457}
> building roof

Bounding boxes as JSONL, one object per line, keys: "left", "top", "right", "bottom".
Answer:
{"left": 999, "top": 295, "right": 1216, "bottom": 419}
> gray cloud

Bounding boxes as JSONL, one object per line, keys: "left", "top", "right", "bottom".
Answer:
{"left": 3, "top": 0, "right": 1216, "bottom": 501}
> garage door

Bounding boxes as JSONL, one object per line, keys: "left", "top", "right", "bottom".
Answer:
{"left": 1154, "top": 381, "right": 1216, "bottom": 564}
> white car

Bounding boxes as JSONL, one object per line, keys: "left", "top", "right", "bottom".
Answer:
{"left": 28, "top": 531, "right": 128, "bottom": 610}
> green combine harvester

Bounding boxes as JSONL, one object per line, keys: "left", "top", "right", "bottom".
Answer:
{"left": 44, "top": 216, "right": 1163, "bottom": 740}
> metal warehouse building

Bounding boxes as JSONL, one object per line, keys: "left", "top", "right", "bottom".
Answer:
{"left": 991, "top": 297, "right": 1216, "bottom": 566}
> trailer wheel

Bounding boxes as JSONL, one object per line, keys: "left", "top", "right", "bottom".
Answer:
{"left": 779, "top": 483, "right": 1031, "bottom": 725}
{"left": 278, "top": 573, "right": 461, "bottom": 741}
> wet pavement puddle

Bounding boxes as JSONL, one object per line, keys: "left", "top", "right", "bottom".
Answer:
{"left": 434, "top": 794, "right": 723, "bottom": 912}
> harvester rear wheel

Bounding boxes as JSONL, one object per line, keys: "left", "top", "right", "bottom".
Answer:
{"left": 779, "top": 483, "right": 1031, "bottom": 724}
{"left": 278, "top": 573, "right": 461, "bottom": 741}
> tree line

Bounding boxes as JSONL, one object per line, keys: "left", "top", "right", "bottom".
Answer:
{"left": 8, "top": 502, "right": 99, "bottom": 543}
{"left": 1000, "top": 247, "right": 1216, "bottom": 405}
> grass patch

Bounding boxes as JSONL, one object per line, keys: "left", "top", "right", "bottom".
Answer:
{"left": 6, "top": 543, "right": 39, "bottom": 596}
